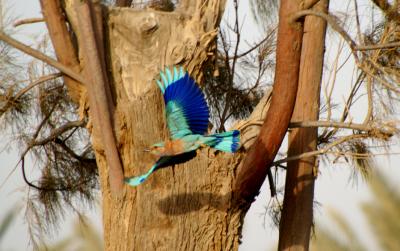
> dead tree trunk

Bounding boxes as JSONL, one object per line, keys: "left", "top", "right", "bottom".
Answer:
{"left": 34, "top": 0, "right": 317, "bottom": 249}
{"left": 278, "top": 1, "right": 329, "bottom": 250}
{"left": 59, "top": 1, "right": 247, "bottom": 250}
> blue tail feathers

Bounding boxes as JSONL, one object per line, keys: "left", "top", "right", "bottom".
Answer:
{"left": 125, "top": 157, "right": 170, "bottom": 187}
{"left": 124, "top": 163, "right": 158, "bottom": 187}
{"left": 203, "top": 130, "right": 240, "bottom": 152}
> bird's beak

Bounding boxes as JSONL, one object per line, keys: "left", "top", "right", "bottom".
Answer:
{"left": 143, "top": 148, "right": 151, "bottom": 152}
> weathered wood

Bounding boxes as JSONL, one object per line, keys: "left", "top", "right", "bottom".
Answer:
{"left": 73, "top": 2, "right": 243, "bottom": 249}
{"left": 278, "top": 1, "right": 329, "bottom": 250}
{"left": 233, "top": 0, "right": 304, "bottom": 204}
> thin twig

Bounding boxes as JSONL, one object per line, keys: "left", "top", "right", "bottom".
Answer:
{"left": 289, "top": 120, "right": 396, "bottom": 135}
{"left": 244, "top": 119, "right": 397, "bottom": 136}
{"left": 0, "top": 32, "right": 86, "bottom": 85}
{"left": 0, "top": 73, "right": 62, "bottom": 114}
{"left": 324, "top": 150, "right": 400, "bottom": 157}
{"left": 353, "top": 0, "right": 363, "bottom": 45}
{"left": 29, "top": 120, "right": 85, "bottom": 147}
{"left": 291, "top": 10, "right": 357, "bottom": 51}
{"left": 15, "top": 73, "right": 62, "bottom": 100}
{"left": 13, "top": 18, "right": 44, "bottom": 27}
{"left": 227, "top": 28, "right": 276, "bottom": 60}
{"left": 355, "top": 41, "right": 400, "bottom": 51}
{"left": 273, "top": 134, "right": 369, "bottom": 166}
{"left": 21, "top": 156, "right": 94, "bottom": 191}
{"left": 291, "top": 9, "right": 400, "bottom": 94}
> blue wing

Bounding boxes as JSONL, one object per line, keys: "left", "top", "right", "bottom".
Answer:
{"left": 156, "top": 67, "right": 209, "bottom": 139}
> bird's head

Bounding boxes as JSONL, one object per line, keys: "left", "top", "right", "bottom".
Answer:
{"left": 145, "top": 142, "right": 166, "bottom": 156}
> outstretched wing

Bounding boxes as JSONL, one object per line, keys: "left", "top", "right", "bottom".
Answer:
{"left": 156, "top": 67, "right": 209, "bottom": 140}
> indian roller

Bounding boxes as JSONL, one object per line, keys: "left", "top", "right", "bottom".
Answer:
{"left": 125, "top": 67, "right": 240, "bottom": 186}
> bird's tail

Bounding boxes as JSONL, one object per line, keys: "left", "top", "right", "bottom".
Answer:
{"left": 200, "top": 130, "right": 240, "bottom": 153}
{"left": 124, "top": 163, "right": 158, "bottom": 187}
{"left": 125, "top": 157, "right": 170, "bottom": 187}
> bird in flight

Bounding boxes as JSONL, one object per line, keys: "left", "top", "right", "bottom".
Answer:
{"left": 125, "top": 67, "right": 240, "bottom": 186}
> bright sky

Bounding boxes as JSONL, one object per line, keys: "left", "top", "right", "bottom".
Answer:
{"left": 0, "top": 1, "right": 399, "bottom": 251}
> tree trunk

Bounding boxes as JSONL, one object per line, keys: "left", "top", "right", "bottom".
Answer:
{"left": 234, "top": 0, "right": 304, "bottom": 203}
{"left": 278, "top": 1, "right": 329, "bottom": 250}
{"left": 71, "top": 2, "right": 246, "bottom": 250}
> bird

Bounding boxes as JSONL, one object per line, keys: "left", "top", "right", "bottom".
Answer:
{"left": 125, "top": 66, "right": 240, "bottom": 187}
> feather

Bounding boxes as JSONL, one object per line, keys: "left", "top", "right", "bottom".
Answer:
{"left": 158, "top": 67, "right": 210, "bottom": 139}
{"left": 125, "top": 157, "right": 170, "bottom": 187}
{"left": 199, "top": 130, "right": 240, "bottom": 152}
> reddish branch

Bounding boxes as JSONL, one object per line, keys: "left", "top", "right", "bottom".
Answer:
{"left": 39, "top": 0, "right": 83, "bottom": 103}
{"left": 278, "top": 0, "right": 329, "bottom": 250}
{"left": 75, "top": 1, "right": 124, "bottom": 196}
{"left": 234, "top": 0, "right": 304, "bottom": 203}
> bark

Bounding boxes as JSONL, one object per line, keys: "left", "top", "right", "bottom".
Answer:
{"left": 278, "top": 1, "right": 329, "bottom": 250}
{"left": 233, "top": 0, "right": 304, "bottom": 204}
{"left": 75, "top": 1, "right": 124, "bottom": 196}
{"left": 115, "top": 0, "right": 133, "bottom": 7}
{"left": 103, "top": 4, "right": 244, "bottom": 249}
{"left": 39, "top": 0, "right": 84, "bottom": 103}
{"left": 60, "top": 1, "right": 246, "bottom": 250}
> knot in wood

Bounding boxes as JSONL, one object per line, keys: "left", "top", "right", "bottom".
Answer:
{"left": 139, "top": 14, "right": 158, "bottom": 35}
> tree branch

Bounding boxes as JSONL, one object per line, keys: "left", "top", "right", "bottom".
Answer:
{"left": 30, "top": 120, "right": 86, "bottom": 147}
{"left": 75, "top": 1, "right": 124, "bottom": 196}
{"left": 15, "top": 73, "right": 62, "bottom": 100}
{"left": 245, "top": 120, "right": 397, "bottom": 136}
{"left": 290, "top": 120, "right": 397, "bottom": 136}
{"left": 21, "top": 156, "right": 93, "bottom": 192}
{"left": 279, "top": 1, "right": 328, "bottom": 248}
{"left": 355, "top": 42, "right": 400, "bottom": 51}
{"left": 13, "top": 18, "right": 44, "bottom": 27}
{"left": 273, "top": 134, "right": 370, "bottom": 166}
{"left": 292, "top": 9, "right": 400, "bottom": 94}
{"left": 234, "top": 0, "right": 304, "bottom": 204}
{"left": 0, "top": 73, "right": 62, "bottom": 114}
{"left": 226, "top": 27, "right": 276, "bottom": 60}
{"left": 291, "top": 10, "right": 357, "bottom": 51}
{"left": 0, "top": 32, "right": 86, "bottom": 85}
{"left": 39, "top": 0, "right": 84, "bottom": 103}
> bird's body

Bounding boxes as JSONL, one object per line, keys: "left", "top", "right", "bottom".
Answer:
{"left": 150, "top": 130, "right": 240, "bottom": 157}
{"left": 125, "top": 67, "right": 240, "bottom": 187}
